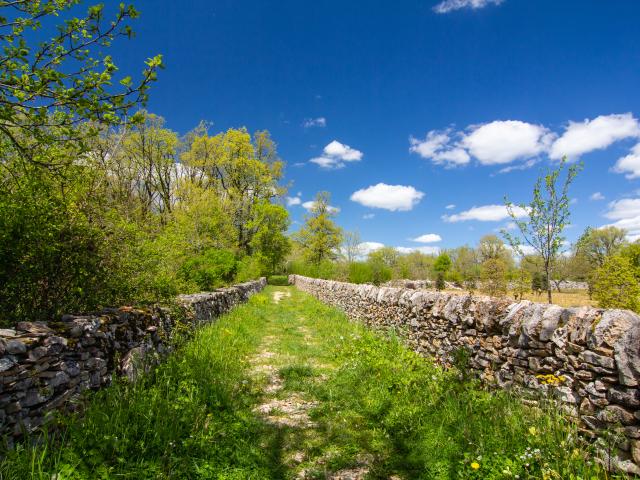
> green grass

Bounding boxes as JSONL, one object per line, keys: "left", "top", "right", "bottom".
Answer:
{"left": 0, "top": 287, "right": 626, "bottom": 479}
{"left": 267, "top": 275, "right": 289, "bottom": 286}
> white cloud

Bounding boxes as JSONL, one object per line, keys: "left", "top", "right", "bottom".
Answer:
{"left": 303, "top": 117, "right": 326, "bottom": 128}
{"left": 613, "top": 143, "right": 640, "bottom": 179}
{"left": 433, "top": 0, "right": 504, "bottom": 14}
{"left": 507, "top": 244, "right": 537, "bottom": 257}
{"left": 411, "top": 113, "right": 640, "bottom": 171}
{"left": 397, "top": 246, "right": 441, "bottom": 255}
{"left": 310, "top": 140, "right": 363, "bottom": 169}
{"left": 286, "top": 196, "right": 302, "bottom": 206}
{"left": 604, "top": 198, "right": 640, "bottom": 221}
{"left": 550, "top": 113, "right": 640, "bottom": 160}
{"left": 497, "top": 158, "right": 539, "bottom": 174}
{"left": 462, "top": 121, "right": 552, "bottom": 165}
{"left": 363, "top": 213, "right": 375, "bottom": 220}
{"left": 445, "top": 204, "right": 456, "bottom": 210}
{"left": 602, "top": 198, "right": 640, "bottom": 240}
{"left": 350, "top": 183, "right": 424, "bottom": 211}
{"left": 443, "top": 204, "right": 528, "bottom": 222}
{"left": 302, "top": 200, "right": 340, "bottom": 213}
{"left": 409, "top": 130, "right": 470, "bottom": 167}
{"left": 358, "top": 241, "right": 385, "bottom": 256}
{"left": 590, "top": 192, "right": 605, "bottom": 201}
{"left": 411, "top": 233, "right": 442, "bottom": 243}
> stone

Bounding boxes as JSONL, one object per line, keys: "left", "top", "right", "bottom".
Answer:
{"left": 581, "top": 350, "right": 616, "bottom": 369}
{"left": 609, "top": 387, "right": 640, "bottom": 408}
{"left": 0, "top": 357, "right": 15, "bottom": 372}
{"left": 5, "top": 340, "right": 26, "bottom": 355}
{"left": 597, "top": 405, "right": 636, "bottom": 425}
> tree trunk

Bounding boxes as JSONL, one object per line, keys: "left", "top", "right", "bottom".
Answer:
{"left": 545, "top": 263, "right": 552, "bottom": 304}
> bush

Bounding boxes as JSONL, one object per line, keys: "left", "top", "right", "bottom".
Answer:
{"left": 348, "top": 262, "right": 373, "bottom": 284}
{"left": 435, "top": 272, "right": 445, "bottom": 290}
{"left": 178, "top": 249, "right": 237, "bottom": 291}
{"left": 234, "top": 256, "right": 263, "bottom": 283}
{"left": 267, "top": 275, "right": 289, "bottom": 286}
{"left": 593, "top": 255, "right": 640, "bottom": 312}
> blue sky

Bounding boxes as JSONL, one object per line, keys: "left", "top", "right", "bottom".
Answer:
{"left": 109, "top": 0, "right": 640, "bottom": 255}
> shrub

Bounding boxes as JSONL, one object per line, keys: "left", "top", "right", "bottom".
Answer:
{"left": 178, "top": 249, "right": 237, "bottom": 291}
{"left": 435, "top": 272, "right": 445, "bottom": 290}
{"left": 267, "top": 275, "right": 289, "bottom": 286}
{"left": 348, "top": 262, "right": 374, "bottom": 284}
{"left": 593, "top": 255, "right": 640, "bottom": 312}
{"left": 234, "top": 256, "right": 263, "bottom": 283}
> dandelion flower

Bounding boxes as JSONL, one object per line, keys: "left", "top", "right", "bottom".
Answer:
{"left": 528, "top": 426, "right": 537, "bottom": 436}
{"left": 471, "top": 462, "right": 480, "bottom": 470}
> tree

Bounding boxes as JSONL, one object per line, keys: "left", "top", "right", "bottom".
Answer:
{"left": 575, "top": 226, "right": 626, "bottom": 268}
{"left": 593, "top": 255, "right": 640, "bottom": 312}
{"left": 249, "top": 202, "right": 291, "bottom": 274}
{"left": 504, "top": 158, "right": 581, "bottom": 304}
{"left": 450, "top": 246, "right": 480, "bottom": 292}
{"left": 342, "top": 231, "right": 363, "bottom": 263}
{"left": 433, "top": 253, "right": 452, "bottom": 291}
{"left": 511, "top": 266, "right": 532, "bottom": 301}
{"left": 478, "top": 234, "right": 513, "bottom": 265}
{"left": 180, "top": 128, "right": 285, "bottom": 255}
{"left": 481, "top": 258, "right": 508, "bottom": 297}
{"left": 433, "top": 253, "right": 452, "bottom": 274}
{"left": 295, "top": 192, "right": 343, "bottom": 265}
{"left": 116, "top": 113, "right": 179, "bottom": 221}
{"left": 0, "top": 2, "right": 162, "bottom": 166}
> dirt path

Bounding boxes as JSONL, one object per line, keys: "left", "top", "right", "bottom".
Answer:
{"left": 248, "top": 288, "right": 374, "bottom": 479}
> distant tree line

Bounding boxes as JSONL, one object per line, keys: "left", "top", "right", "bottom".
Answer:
{"left": 288, "top": 163, "right": 640, "bottom": 313}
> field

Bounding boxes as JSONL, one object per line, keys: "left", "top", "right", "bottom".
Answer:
{"left": 440, "top": 288, "right": 596, "bottom": 308}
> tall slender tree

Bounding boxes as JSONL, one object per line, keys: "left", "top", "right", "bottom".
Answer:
{"left": 503, "top": 158, "right": 581, "bottom": 304}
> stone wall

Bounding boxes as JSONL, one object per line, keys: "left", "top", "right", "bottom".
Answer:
{"left": 289, "top": 274, "right": 640, "bottom": 474}
{"left": 0, "top": 278, "right": 266, "bottom": 445}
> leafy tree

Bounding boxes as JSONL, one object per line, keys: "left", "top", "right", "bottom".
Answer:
{"left": 575, "top": 226, "right": 627, "bottom": 268}
{"left": 481, "top": 258, "right": 508, "bottom": 297}
{"left": 368, "top": 247, "right": 400, "bottom": 270}
{"left": 593, "top": 255, "right": 640, "bottom": 312}
{"left": 295, "top": 192, "right": 343, "bottom": 265}
{"left": 249, "top": 202, "right": 291, "bottom": 274}
{"left": 433, "top": 253, "right": 452, "bottom": 291}
{"left": 0, "top": 1, "right": 162, "bottom": 166}
{"left": 450, "top": 246, "right": 480, "bottom": 292}
{"left": 433, "top": 253, "right": 452, "bottom": 274}
{"left": 504, "top": 158, "right": 581, "bottom": 303}
{"left": 478, "top": 234, "right": 513, "bottom": 266}
{"left": 180, "top": 127, "right": 284, "bottom": 254}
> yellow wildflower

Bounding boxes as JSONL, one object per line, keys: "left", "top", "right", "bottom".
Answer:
{"left": 471, "top": 462, "right": 480, "bottom": 470}
{"left": 529, "top": 426, "right": 537, "bottom": 436}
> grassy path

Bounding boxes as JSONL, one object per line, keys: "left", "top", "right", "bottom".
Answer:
{"left": 0, "top": 287, "right": 622, "bottom": 479}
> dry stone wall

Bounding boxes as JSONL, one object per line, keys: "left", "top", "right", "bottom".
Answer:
{"left": 290, "top": 274, "right": 640, "bottom": 474}
{"left": 0, "top": 278, "right": 266, "bottom": 445}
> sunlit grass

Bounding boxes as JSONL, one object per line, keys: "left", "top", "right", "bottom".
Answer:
{"left": 0, "top": 287, "right": 623, "bottom": 479}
